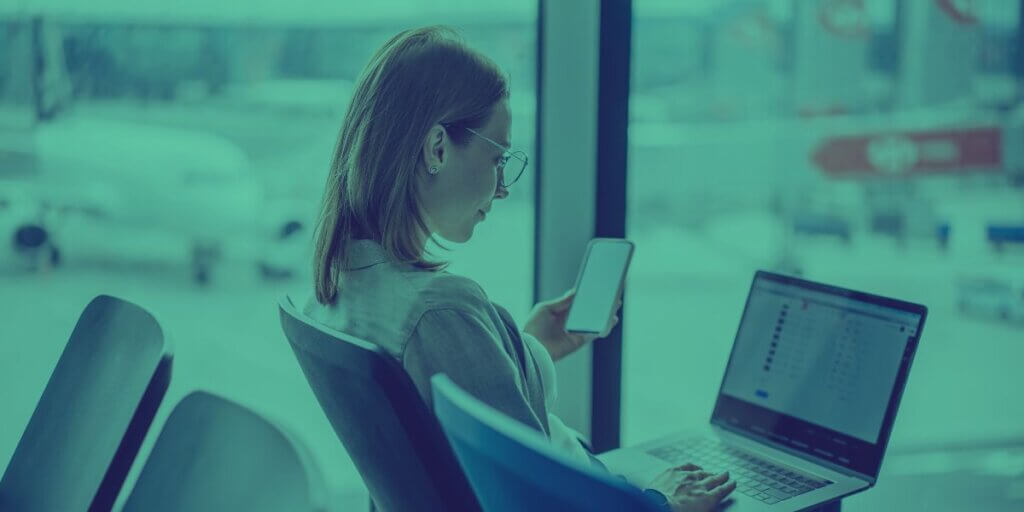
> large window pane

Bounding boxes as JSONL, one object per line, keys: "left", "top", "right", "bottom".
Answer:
{"left": 0, "top": 4, "right": 536, "bottom": 507}
{"left": 625, "top": 0, "right": 1022, "bottom": 486}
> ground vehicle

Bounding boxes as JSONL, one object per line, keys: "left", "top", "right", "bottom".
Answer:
{"left": 956, "top": 277, "right": 1024, "bottom": 323}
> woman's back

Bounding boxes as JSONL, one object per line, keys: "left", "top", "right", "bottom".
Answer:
{"left": 303, "top": 239, "right": 551, "bottom": 434}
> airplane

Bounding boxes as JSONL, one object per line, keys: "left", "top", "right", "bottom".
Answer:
{"left": 0, "top": 14, "right": 312, "bottom": 284}
{"left": 0, "top": 0, "right": 537, "bottom": 285}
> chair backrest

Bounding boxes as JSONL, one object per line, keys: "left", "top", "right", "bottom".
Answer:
{"left": 0, "top": 295, "right": 172, "bottom": 512}
{"left": 278, "top": 296, "right": 480, "bottom": 512}
{"left": 431, "top": 374, "right": 665, "bottom": 512}
{"left": 121, "top": 390, "right": 324, "bottom": 512}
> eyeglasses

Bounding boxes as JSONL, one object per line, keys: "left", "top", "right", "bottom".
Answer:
{"left": 462, "top": 127, "right": 529, "bottom": 189}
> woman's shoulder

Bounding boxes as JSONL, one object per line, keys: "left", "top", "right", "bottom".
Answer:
{"left": 412, "top": 271, "right": 492, "bottom": 315}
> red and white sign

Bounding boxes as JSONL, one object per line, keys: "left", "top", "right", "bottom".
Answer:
{"left": 936, "top": 0, "right": 979, "bottom": 25}
{"left": 811, "top": 127, "right": 1003, "bottom": 177}
{"left": 728, "top": 8, "right": 781, "bottom": 51}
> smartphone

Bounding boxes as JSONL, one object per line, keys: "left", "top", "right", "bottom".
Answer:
{"left": 565, "top": 238, "right": 635, "bottom": 335}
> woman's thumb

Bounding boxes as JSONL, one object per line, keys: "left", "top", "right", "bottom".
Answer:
{"left": 550, "top": 289, "right": 575, "bottom": 311}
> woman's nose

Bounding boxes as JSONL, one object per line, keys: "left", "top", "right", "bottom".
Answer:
{"left": 494, "top": 185, "right": 509, "bottom": 199}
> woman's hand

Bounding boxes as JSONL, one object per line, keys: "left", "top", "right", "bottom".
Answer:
{"left": 522, "top": 289, "right": 621, "bottom": 361}
{"left": 647, "top": 464, "right": 736, "bottom": 512}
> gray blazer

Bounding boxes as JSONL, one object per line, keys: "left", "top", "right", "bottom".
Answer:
{"left": 303, "top": 240, "right": 552, "bottom": 436}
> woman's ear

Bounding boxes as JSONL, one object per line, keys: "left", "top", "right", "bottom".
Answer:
{"left": 422, "top": 124, "right": 447, "bottom": 170}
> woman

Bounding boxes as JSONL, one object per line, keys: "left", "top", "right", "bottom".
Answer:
{"left": 305, "top": 26, "right": 734, "bottom": 512}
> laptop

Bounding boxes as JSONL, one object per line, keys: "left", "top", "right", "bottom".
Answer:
{"left": 599, "top": 271, "right": 927, "bottom": 511}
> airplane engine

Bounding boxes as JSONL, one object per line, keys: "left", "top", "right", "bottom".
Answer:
{"left": 5, "top": 222, "right": 61, "bottom": 270}
{"left": 13, "top": 223, "right": 47, "bottom": 250}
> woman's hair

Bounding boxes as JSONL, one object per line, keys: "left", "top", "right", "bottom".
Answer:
{"left": 313, "top": 26, "right": 509, "bottom": 304}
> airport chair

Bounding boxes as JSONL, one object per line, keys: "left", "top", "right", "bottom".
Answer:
{"left": 279, "top": 296, "right": 480, "bottom": 512}
{"left": 431, "top": 374, "right": 667, "bottom": 512}
{"left": 0, "top": 295, "right": 172, "bottom": 511}
{"left": 121, "top": 390, "right": 326, "bottom": 512}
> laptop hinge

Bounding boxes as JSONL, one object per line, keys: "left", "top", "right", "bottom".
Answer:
{"left": 712, "top": 422, "right": 877, "bottom": 485}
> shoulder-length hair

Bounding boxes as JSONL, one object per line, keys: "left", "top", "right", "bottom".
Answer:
{"left": 313, "top": 26, "right": 509, "bottom": 304}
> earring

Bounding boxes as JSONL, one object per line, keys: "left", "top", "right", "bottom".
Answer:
{"left": 428, "top": 165, "right": 440, "bottom": 175}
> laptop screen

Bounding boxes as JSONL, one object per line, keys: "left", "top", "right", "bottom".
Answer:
{"left": 712, "top": 271, "right": 926, "bottom": 479}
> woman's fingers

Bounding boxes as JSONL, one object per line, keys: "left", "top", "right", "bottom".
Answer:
{"left": 675, "top": 470, "right": 711, "bottom": 484}
{"left": 674, "top": 463, "right": 702, "bottom": 472}
{"left": 698, "top": 472, "right": 730, "bottom": 490}
{"left": 708, "top": 478, "right": 737, "bottom": 500}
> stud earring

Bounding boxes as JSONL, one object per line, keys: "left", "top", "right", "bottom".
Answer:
{"left": 428, "top": 165, "right": 440, "bottom": 175}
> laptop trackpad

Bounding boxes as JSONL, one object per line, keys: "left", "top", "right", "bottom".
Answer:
{"left": 598, "top": 448, "right": 673, "bottom": 488}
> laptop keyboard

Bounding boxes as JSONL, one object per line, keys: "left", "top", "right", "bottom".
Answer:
{"left": 647, "top": 438, "right": 832, "bottom": 505}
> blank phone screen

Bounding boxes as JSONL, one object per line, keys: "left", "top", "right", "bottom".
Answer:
{"left": 565, "top": 241, "right": 632, "bottom": 333}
